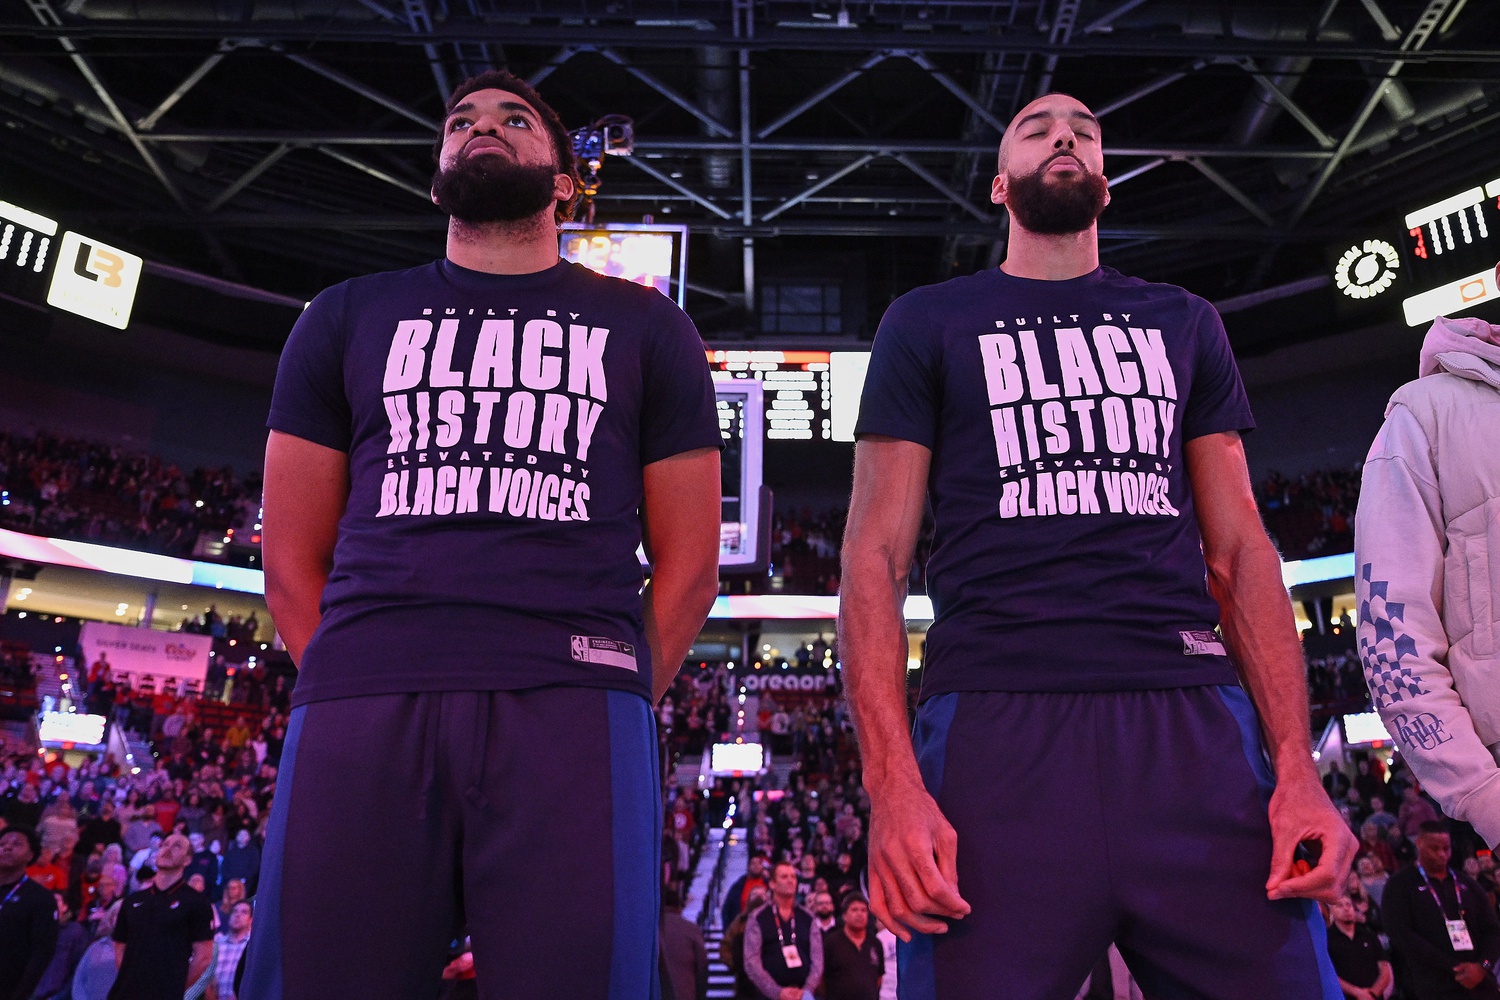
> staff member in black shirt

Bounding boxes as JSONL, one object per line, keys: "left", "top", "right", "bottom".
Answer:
{"left": 1384, "top": 822, "right": 1500, "bottom": 1000}
{"left": 822, "top": 894, "right": 885, "bottom": 1000}
{"left": 109, "top": 833, "right": 213, "bottom": 1000}
{"left": 1326, "top": 892, "right": 1393, "bottom": 1000}
{"left": 0, "top": 825, "right": 58, "bottom": 1000}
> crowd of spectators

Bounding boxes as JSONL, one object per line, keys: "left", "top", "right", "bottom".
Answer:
{"left": 0, "top": 688, "right": 280, "bottom": 999}
{"left": 1256, "top": 465, "right": 1362, "bottom": 562}
{"left": 1309, "top": 650, "right": 1370, "bottom": 705}
{"left": 770, "top": 507, "right": 934, "bottom": 597}
{"left": 0, "top": 429, "right": 259, "bottom": 558}
{"left": 1319, "top": 754, "right": 1500, "bottom": 1000}
{"left": 771, "top": 465, "right": 1362, "bottom": 596}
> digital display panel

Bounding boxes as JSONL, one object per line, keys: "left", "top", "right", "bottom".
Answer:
{"left": 0, "top": 200, "right": 58, "bottom": 307}
{"left": 709, "top": 350, "right": 832, "bottom": 441}
{"left": 38, "top": 712, "right": 107, "bottom": 747}
{"left": 711, "top": 741, "right": 766, "bottom": 775}
{"left": 1331, "top": 174, "right": 1500, "bottom": 327}
{"left": 1399, "top": 177, "right": 1499, "bottom": 326}
{"left": 829, "top": 351, "right": 871, "bottom": 442}
{"left": 559, "top": 223, "right": 686, "bottom": 306}
{"left": 714, "top": 380, "right": 764, "bottom": 570}
{"left": 47, "top": 230, "right": 143, "bottom": 330}
{"left": 1342, "top": 712, "right": 1394, "bottom": 747}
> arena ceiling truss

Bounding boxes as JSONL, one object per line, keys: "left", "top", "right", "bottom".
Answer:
{"left": 1, "top": 0, "right": 1498, "bottom": 339}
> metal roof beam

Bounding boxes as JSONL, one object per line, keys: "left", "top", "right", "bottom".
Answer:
{"left": 136, "top": 45, "right": 232, "bottom": 132}
{"left": 10, "top": 20, "right": 1500, "bottom": 63}
{"left": 1236, "top": 58, "right": 1336, "bottom": 150}
{"left": 1184, "top": 157, "right": 1276, "bottom": 227}
{"left": 278, "top": 50, "right": 439, "bottom": 130}
{"left": 205, "top": 144, "right": 293, "bottom": 214}
{"left": 1287, "top": 0, "right": 1457, "bottom": 227}
{"left": 597, "top": 48, "right": 735, "bottom": 138}
{"left": 756, "top": 51, "right": 889, "bottom": 139}
{"left": 131, "top": 131, "right": 1340, "bottom": 160}
{"left": 890, "top": 152, "right": 994, "bottom": 222}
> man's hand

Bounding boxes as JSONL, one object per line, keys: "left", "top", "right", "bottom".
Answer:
{"left": 779, "top": 986, "right": 803, "bottom": 1000}
{"left": 1343, "top": 987, "right": 1373, "bottom": 1000}
{"left": 1453, "top": 962, "right": 1487, "bottom": 990}
{"left": 1266, "top": 773, "right": 1359, "bottom": 903}
{"left": 867, "top": 777, "right": 970, "bottom": 941}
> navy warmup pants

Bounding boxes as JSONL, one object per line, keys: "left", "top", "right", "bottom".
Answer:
{"left": 240, "top": 687, "right": 661, "bottom": 1000}
{"left": 897, "top": 686, "right": 1341, "bottom": 1000}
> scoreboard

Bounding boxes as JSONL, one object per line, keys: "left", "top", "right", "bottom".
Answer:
{"left": 707, "top": 349, "right": 872, "bottom": 442}
{"left": 1399, "top": 179, "right": 1499, "bottom": 326}
{"left": 0, "top": 197, "right": 143, "bottom": 330}
{"left": 0, "top": 200, "right": 57, "bottom": 306}
{"left": 1332, "top": 173, "right": 1500, "bottom": 327}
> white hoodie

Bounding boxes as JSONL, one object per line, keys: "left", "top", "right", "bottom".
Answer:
{"left": 1355, "top": 314, "right": 1500, "bottom": 847}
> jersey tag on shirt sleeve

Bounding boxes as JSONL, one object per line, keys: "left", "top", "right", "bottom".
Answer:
{"left": 1180, "top": 630, "right": 1227, "bottom": 656}
{"left": 571, "top": 636, "right": 639, "bottom": 671}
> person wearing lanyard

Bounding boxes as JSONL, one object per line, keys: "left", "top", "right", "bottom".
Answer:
{"left": 744, "top": 863, "right": 824, "bottom": 1000}
{"left": 1384, "top": 822, "right": 1500, "bottom": 999}
{"left": 0, "top": 825, "right": 59, "bottom": 1000}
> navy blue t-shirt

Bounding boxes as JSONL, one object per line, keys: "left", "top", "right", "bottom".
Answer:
{"left": 269, "top": 258, "right": 720, "bottom": 706}
{"left": 855, "top": 266, "right": 1255, "bottom": 696}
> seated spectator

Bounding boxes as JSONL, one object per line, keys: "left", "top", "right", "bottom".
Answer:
{"left": 1357, "top": 820, "right": 1399, "bottom": 878}
{"left": 1326, "top": 892, "right": 1393, "bottom": 1000}
{"left": 33, "top": 892, "right": 90, "bottom": 1000}
{"left": 1357, "top": 855, "right": 1392, "bottom": 909}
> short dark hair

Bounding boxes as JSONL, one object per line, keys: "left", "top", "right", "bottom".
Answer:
{"left": 661, "top": 885, "right": 682, "bottom": 910}
{"left": 840, "top": 892, "right": 869, "bottom": 915}
{"left": 1417, "top": 820, "right": 1450, "bottom": 838}
{"left": 0, "top": 825, "right": 41, "bottom": 863}
{"left": 435, "top": 69, "right": 581, "bottom": 223}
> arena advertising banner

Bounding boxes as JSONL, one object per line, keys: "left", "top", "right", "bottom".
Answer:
{"left": 78, "top": 621, "right": 211, "bottom": 686}
{"left": 736, "top": 664, "right": 841, "bottom": 695}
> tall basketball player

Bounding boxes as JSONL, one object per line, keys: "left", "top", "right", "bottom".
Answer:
{"left": 839, "top": 92, "right": 1358, "bottom": 999}
{"left": 244, "top": 70, "right": 722, "bottom": 1000}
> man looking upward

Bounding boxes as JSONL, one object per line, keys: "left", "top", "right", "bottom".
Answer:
{"left": 110, "top": 833, "right": 214, "bottom": 1000}
{"left": 839, "top": 92, "right": 1358, "bottom": 998}
{"left": 245, "top": 69, "right": 722, "bottom": 999}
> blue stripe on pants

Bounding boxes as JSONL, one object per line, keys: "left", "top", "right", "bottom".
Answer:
{"left": 1214, "top": 686, "right": 1343, "bottom": 1000}
{"left": 897, "top": 693, "right": 958, "bottom": 1000}
{"left": 239, "top": 705, "right": 307, "bottom": 1000}
{"left": 607, "top": 690, "right": 661, "bottom": 1000}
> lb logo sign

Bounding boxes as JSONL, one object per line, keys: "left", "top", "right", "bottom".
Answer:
{"left": 1334, "top": 240, "right": 1400, "bottom": 300}
{"left": 46, "top": 230, "right": 142, "bottom": 329}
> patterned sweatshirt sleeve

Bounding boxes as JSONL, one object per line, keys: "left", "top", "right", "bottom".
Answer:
{"left": 1356, "top": 403, "right": 1500, "bottom": 847}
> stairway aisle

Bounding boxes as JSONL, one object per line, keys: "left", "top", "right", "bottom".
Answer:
{"left": 694, "top": 828, "right": 747, "bottom": 1000}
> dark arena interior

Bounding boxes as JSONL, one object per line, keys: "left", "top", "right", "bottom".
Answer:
{"left": 1, "top": 2, "right": 1499, "bottom": 999}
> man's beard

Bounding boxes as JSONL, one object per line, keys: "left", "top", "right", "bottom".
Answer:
{"left": 432, "top": 153, "right": 558, "bottom": 224}
{"left": 1005, "top": 157, "right": 1109, "bottom": 235}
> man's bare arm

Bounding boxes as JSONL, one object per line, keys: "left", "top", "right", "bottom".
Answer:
{"left": 1186, "top": 431, "right": 1358, "bottom": 902}
{"left": 641, "top": 447, "right": 722, "bottom": 703}
{"left": 187, "top": 939, "right": 214, "bottom": 990}
{"left": 262, "top": 430, "right": 350, "bottom": 665}
{"left": 838, "top": 436, "right": 969, "bottom": 940}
